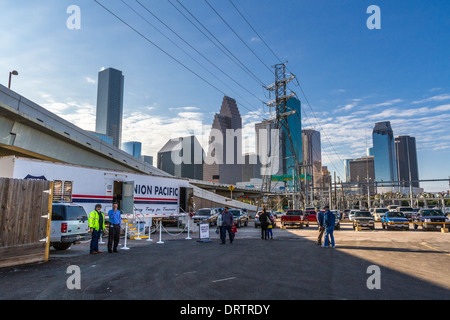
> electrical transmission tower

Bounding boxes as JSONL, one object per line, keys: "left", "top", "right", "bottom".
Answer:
{"left": 259, "top": 62, "right": 301, "bottom": 209}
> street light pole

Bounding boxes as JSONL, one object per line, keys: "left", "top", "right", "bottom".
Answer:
{"left": 8, "top": 70, "right": 18, "bottom": 89}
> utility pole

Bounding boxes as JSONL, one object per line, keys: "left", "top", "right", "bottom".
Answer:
{"left": 264, "top": 62, "right": 300, "bottom": 209}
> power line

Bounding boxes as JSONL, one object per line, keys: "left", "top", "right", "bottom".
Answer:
{"left": 170, "top": 0, "right": 268, "bottom": 88}
{"left": 127, "top": 0, "right": 260, "bottom": 112}
{"left": 93, "top": 0, "right": 260, "bottom": 115}
{"left": 204, "top": 0, "right": 273, "bottom": 74}
{"left": 228, "top": 0, "right": 284, "bottom": 65}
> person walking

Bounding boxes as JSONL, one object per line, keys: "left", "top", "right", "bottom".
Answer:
{"left": 266, "top": 214, "right": 274, "bottom": 239}
{"left": 88, "top": 204, "right": 105, "bottom": 254}
{"left": 220, "top": 207, "right": 234, "bottom": 244}
{"left": 322, "top": 205, "right": 336, "bottom": 248}
{"left": 316, "top": 207, "right": 325, "bottom": 246}
{"left": 107, "top": 202, "right": 122, "bottom": 253}
{"left": 259, "top": 208, "right": 270, "bottom": 240}
{"left": 216, "top": 208, "right": 224, "bottom": 241}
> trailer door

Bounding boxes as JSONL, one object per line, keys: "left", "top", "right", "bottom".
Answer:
{"left": 121, "top": 181, "right": 135, "bottom": 215}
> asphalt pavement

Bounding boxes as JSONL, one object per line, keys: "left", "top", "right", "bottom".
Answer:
{"left": 0, "top": 221, "right": 449, "bottom": 302}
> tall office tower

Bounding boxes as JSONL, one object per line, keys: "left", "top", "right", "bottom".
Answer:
{"left": 255, "top": 119, "right": 283, "bottom": 177}
{"left": 158, "top": 136, "right": 204, "bottom": 180}
{"left": 203, "top": 96, "right": 243, "bottom": 184}
{"left": 348, "top": 156, "right": 376, "bottom": 195}
{"left": 122, "top": 141, "right": 142, "bottom": 158}
{"left": 302, "top": 129, "right": 322, "bottom": 193}
{"left": 281, "top": 97, "right": 302, "bottom": 190}
{"left": 372, "top": 121, "right": 398, "bottom": 185}
{"left": 344, "top": 159, "right": 351, "bottom": 183}
{"left": 95, "top": 68, "right": 124, "bottom": 148}
{"left": 395, "top": 136, "right": 419, "bottom": 188}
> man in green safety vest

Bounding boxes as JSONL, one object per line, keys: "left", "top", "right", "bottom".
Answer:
{"left": 88, "top": 204, "right": 105, "bottom": 254}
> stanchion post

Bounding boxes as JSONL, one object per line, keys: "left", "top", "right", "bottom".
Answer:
{"left": 185, "top": 214, "right": 192, "bottom": 240}
{"left": 157, "top": 219, "right": 164, "bottom": 244}
{"left": 135, "top": 218, "right": 142, "bottom": 240}
{"left": 121, "top": 220, "right": 130, "bottom": 250}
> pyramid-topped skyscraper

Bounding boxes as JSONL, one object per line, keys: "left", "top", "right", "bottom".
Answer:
{"left": 203, "top": 96, "right": 243, "bottom": 184}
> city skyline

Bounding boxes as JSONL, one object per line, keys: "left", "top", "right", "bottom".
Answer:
{"left": 0, "top": 1, "right": 449, "bottom": 191}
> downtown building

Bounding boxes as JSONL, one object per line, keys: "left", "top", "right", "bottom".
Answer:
{"left": 395, "top": 135, "right": 420, "bottom": 189}
{"left": 348, "top": 156, "right": 376, "bottom": 196}
{"left": 203, "top": 96, "right": 243, "bottom": 185}
{"left": 158, "top": 136, "right": 204, "bottom": 180}
{"left": 122, "top": 141, "right": 142, "bottom": 159}
{"left": 372, "top": 121, "right": 398, "bottom": 190}
{"left": 371, "top": 122, "right": 422, "bottom": 194}
{"left": 95, "top": 67, "right": 124, "bottom": 148}
{"left": 253, "top": 97, "right": 302, "bottom": 192}
{"left": 302, "top": 129, "right": 323, "bottom": 199}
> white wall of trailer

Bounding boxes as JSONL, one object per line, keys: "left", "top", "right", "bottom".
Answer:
{"left": 0, "top": 156, "right": 190, "bottom": 218}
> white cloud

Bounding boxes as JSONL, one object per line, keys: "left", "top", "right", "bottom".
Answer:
{"left": 412, "top": 94, "right": 450, "bottom": 104}
{"left": 372, "top": 99, "right": 403, "bottom": 107}
{"left": 85, "top": 76, "right": 96, "bottom": 84}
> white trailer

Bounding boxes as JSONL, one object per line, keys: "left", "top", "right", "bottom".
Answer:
{"left": 0, "top": 156, "right": 192, "bottom": 218}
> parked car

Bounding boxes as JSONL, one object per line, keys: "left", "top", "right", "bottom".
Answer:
{"left": 353, "top": 211, "right": 375, "bottom": 230}
{"left": 348, "top": 209, "right": 359, "bottom": 221}
{"left": 50, "top": 203, "right": 90, "bottom": 250}
{"left": 273, "top": 211, "right": 284, "bottom": 218}
{"left": 387, "top": 204, "right": 399, "bottom": 211}
{"left": 230, "top": 209, "right": 249, "bottom": 228}
{"left": 397, "top": 206, "right": 416, "bottom": 221}
{"left": 341, "top": 209, "right": 350, "bottom": 220}
{"left": 192, "top": 208, "right": 220, "bottom": 225}
{"left": 331, "top": 210, "right": 341, "bottom": 230}
{"left": 381, "top": 211, "right": 409, "bottom": 230}
{"left": 371, "top": 208, "right": 388, "bottom": 221}
{"left": 412, "top": 209, "right": 450, "bottom": 231}
{"left": 280, "top": 209, "right": 308, "bottom": 229}
{"left": 304, "top": 209, "right": 317, "bottom": 223}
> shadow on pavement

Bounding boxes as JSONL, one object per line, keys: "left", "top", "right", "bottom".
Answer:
{"left": 0, "top": 230, "right": 449, "bottom": 300}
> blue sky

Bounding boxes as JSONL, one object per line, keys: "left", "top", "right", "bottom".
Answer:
{"left": 1, "top": 0, "right": 449, "bottom": 192}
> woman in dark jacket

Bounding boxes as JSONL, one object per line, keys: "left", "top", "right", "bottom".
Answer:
{"left": 259, "top": 208, "right": 270, "bottom": 240}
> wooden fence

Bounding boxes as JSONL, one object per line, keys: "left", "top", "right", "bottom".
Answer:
{"left": 0, "top": 178, "right": 53, "bottom": 268}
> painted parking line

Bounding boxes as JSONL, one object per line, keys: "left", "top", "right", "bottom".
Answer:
{"left": 212, "top": 277, "right": 236, "bottom": 283}
{"left": 421, "top": 242, "right": 450, "bottom": 257}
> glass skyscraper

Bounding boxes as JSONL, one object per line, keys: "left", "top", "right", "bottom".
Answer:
{"left": 122, "top": 141, "right": 142, "bottom": 159}
{"left": 372, "top": 121, "right": 398, "bottom": 185}
{"left": 395, "top": 135, "right": 419, "bottom": 188}
{"left": 96, "top": 68, "right": 124, "bottom": 148}
{"left": 281, "top": 97, "right": 302, "bottom": 190}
